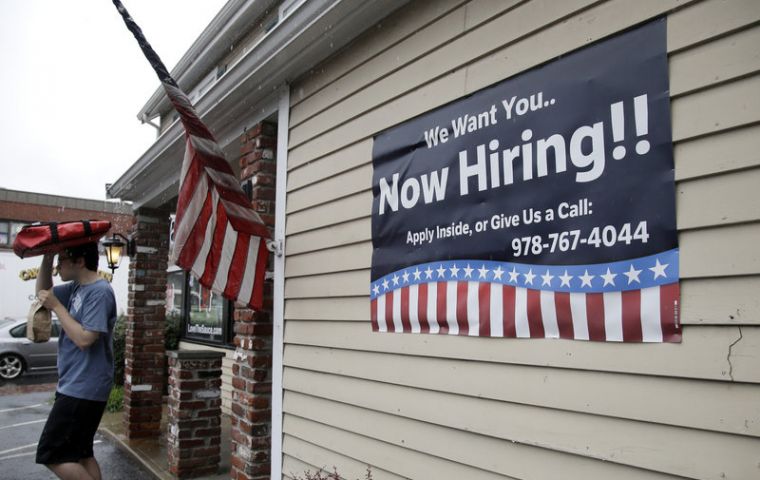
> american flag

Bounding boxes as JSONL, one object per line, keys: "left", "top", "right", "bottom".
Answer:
{"left": 113, "top": 1, "right": 270, "bottom": 309}
{"left": 371, "top": 249, "right": 680, "bottom": 342}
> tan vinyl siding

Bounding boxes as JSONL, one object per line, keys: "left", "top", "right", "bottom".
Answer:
{"left": 680, "top": 277, "right": 760, "bottom": 325}
{"left": 671, "top": 75, "right": 760, "bottom": 141}
{"left": 674, "top": 124, "right": 760, "bottom": 181}
{"left": 283, "top": 374, "right": 758, "bottom": 479}
{"left": 286, "top": 217, "right": 370, "bottom": 256}
{"left": 284, "top": 411, "right": 519, "bottom": 480}
{"left": 285, "top": 321, "right": 758, "bottom": 383}
{"left": 283, "top": 437, "right": 408, "bottom": 480}
{"left": 286, "top": 191, "right": 370, "bottom": 235}
{"left": 284, "top": 345, "right": 760, "bottom": 437}
{"left": 287, "top": 140, "right": 373, "bottom": 192}
{"left": 281, "top": 0, "right": 760, "bottom": 478}
{"left": 677, "top": 169, "right": 760, "bottom": 229}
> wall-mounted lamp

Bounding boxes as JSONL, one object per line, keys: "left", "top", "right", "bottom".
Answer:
{"left": 101, "top": 233, "right": 136, "bottom": 273}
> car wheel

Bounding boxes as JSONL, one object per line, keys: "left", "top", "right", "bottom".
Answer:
{"left": 0, "top": 354, "right": 24, "bottom": 380}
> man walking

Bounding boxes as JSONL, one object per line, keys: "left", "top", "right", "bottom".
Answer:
{"left": 34, "top": 242, "right": 116, "bottom": 480}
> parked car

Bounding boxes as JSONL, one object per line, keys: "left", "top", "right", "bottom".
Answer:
{"left": 0, "top": 317, "right": 60, "bottom": 380}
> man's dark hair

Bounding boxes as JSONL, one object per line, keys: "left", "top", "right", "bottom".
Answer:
{"left": 63, "top": 242, "right": 99, "bottom": 272}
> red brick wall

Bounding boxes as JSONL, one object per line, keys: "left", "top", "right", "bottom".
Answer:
{"left": 124, "top": 208, "right": 170, "bottom": 439}
{"left": 167, "top": 350, "right": 225, "bottom": 478}
{"left": 230, "top": 121, "right": 276, "bottom": 480}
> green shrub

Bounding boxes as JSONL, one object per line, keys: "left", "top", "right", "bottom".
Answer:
{"left": 112, "top": 315, "right": 127, "bottom": 386}
{"left": 106, "top": 385, "right": 124, "bottom": 412}
{"left": 164, "top": 313, "right": 181, "bottom": 350}
{"left": 111, "top": 312, "right": 181, "bottom": 387}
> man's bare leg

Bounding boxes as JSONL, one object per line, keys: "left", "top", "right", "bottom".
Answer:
{"left": 80, "top": 457, "right": 102, "bottom": 480}
{"left": 48, "top": 462, "right": 95, "bottom": 480}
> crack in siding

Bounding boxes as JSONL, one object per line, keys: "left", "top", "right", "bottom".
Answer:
{"left": 727, "top": 326, "right": 743, "bottom": 382}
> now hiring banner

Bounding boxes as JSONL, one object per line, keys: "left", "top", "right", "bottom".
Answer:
{"left": 370, "top": 19, "right": 680, "bottom": 342}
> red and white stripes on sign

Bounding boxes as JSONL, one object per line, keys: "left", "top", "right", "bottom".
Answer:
{"left": 371, "top": 281, "right": 680, "bottom": 342}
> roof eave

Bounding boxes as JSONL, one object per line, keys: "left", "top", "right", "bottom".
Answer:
{"left": 109, "top": 0, "right": 410, "bottom": 208}
{"left": 136, "top": 0, "right": 279, "bottom": 122}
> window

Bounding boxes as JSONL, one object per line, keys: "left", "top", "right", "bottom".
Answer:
{"left": 10, "top": 323, "right": 27, "bottom": 338}
{"left": 170, "top": 271, "right": 234, "bottom": 347}
{"left": 0, "top": 220, "right": 27, "bottom": 246}
{"left": 216, "top": 64, "right": 227, "bottom": 79}
{"left": 51, "top": 320, "right": 61, "bottom": 338}
{"left": 185, "top": 274, "right": 231, "bottom": 344}
{"left": 10, "top": 320, "right": 59, "bottom": 339}
{"left": 10, "top": 222, "right": 24, "bottom": 245}
{"left": 166, "top": 270, "right": 184, "bottom": 320}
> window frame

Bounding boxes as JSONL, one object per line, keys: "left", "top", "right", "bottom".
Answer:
{"left": 0, "top": 219, "right": 27, "bottom": 247}
{"left": 176, "top": 270, "right": 235, "bottom": 348}
{"left": 0, "top": 220, "right": 9, "bottom": 246}
{"left": 10, "top": 323, "right": 27, "bottom": 338}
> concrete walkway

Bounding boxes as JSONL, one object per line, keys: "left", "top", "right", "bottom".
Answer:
{"left": 98, "top": 406, "right": 231, "bottom": 480}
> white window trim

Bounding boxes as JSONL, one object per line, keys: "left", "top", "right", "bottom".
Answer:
{"left": 270, "top": 84, "right": 289, "bottom": 480}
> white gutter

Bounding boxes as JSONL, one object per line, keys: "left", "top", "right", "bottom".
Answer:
{"left": 270, "top": 84, "right": 289, "bottom": 480}
{"left": 108, "top": 0, "right": 410, "bottom": 207}
{"left": 137, "top": 0, "right": 279, "bottom": 121}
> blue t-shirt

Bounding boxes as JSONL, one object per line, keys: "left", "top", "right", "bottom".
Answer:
{"left": 53, "top": 279, "right": 116, "bottom": 402}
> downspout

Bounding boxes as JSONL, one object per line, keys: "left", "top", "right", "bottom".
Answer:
{"left": 140, "top": 113, "right": 161, "bottom": 134}
{"left": 270, "top": 84, "right": 289, "bottom": 480}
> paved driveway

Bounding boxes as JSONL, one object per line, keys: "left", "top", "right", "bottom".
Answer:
{"left": 0, "top": 385, "right": 154, "bottom": 479}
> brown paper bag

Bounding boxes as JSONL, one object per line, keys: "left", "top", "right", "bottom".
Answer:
{"left": 27, "top": 298, "right": 52, "bottom": 343}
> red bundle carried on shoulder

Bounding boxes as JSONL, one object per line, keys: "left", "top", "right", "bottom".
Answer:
{"left": 12, "top": 220, "right": 111, "bottom": 258}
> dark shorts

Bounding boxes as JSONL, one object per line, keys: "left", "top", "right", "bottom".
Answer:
{"left": 35, "top": 392, "right": 107, "bottom": 465}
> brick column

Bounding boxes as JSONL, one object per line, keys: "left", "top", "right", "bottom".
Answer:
{"left": 124, "top": 208, "right": 170, "bottom": 438}
{"left": 239, "top": 121, "right": 276, "bottom": 227}
{"left": 230, "top": 121, "right": 276, "bottom": 480}
{"left": 167, "top": 350, "right": 224, "bottom": 479}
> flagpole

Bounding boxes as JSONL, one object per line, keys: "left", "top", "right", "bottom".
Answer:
{"left": 111, "top": 0, "right": 214, "bottom": 140}
{"left": 110, "top": 0, "right": 177, "bottom": 88}
{"left": 110, "top": 0, "right": 271, "bottom": 311}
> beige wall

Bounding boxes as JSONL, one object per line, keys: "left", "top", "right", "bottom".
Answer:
{"left": 281, "top": 0, "right": 760, "bottom": 478}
